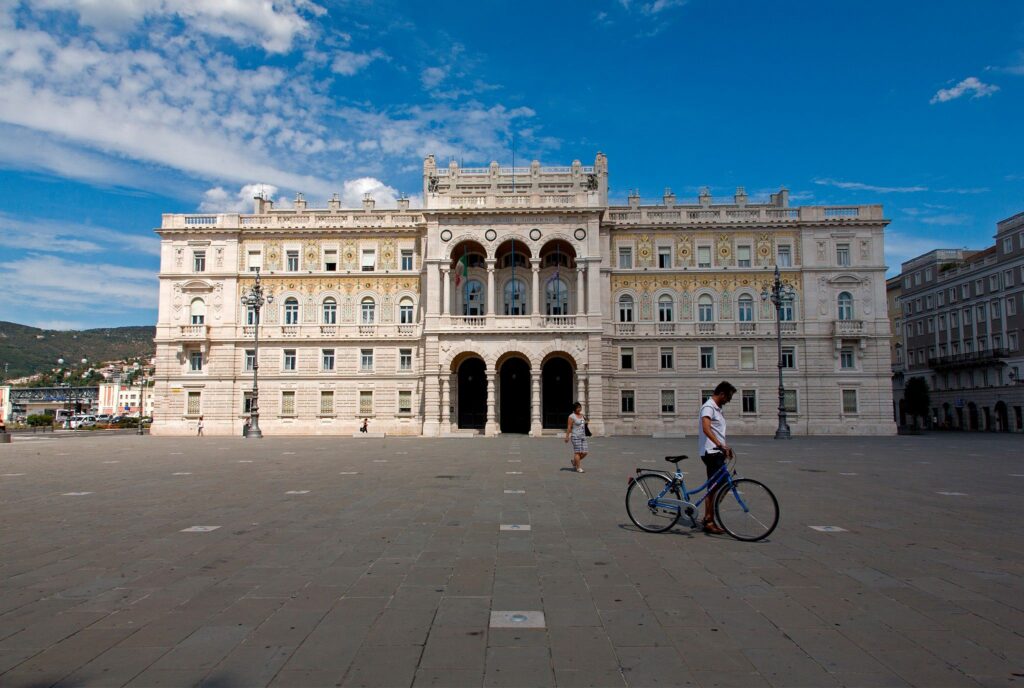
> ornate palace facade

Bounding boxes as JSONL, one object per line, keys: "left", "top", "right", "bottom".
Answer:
{"left": 152, "top": 154, "right": 895, "bottom": 436}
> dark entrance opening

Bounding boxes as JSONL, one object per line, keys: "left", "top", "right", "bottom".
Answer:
{"left": 499, "top": 358, "right": 531, "bottom": 433}
{"left": 968, "top": 402, "right": 979, "bottom": 431}
{"left": 995, "top": 401, "right": 1009, "bottom": 432}
{"left": 542, "top": 357, "right": 574, "bottom": 429}
{"left": 457, "top": 358, "right": 486, "bottom": 429}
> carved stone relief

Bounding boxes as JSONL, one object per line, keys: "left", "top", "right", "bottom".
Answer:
{"left": 817, "top": 276, "right": 829, "bottom": 316}
{"left": 860, "top": 282, "right": 873, "bottom": 316}
{"left": 214, "top": 247, "right": 224, "bottom": 269}
{"left": 175, "top": 247, "right": 184, "bottom": 269}
{"left": 381, "top": 294, "right": 394, "bottom": 322}
{"left": 640, "top": 292, "right": 652, "bottom": 321}
{"left": 720, "top": 291, "right": 732, "bottom": 320}
{"left": 817, "top": 241, "right": 827, "bottom": 262}
{"left": 265, "top": 242, "right": 281, "bottom": 271}
{"left": 342, "top": 241, "right": 357, "bottom": 270}
{"left": 342, "top": 295, "right": 354, "bottom": 322}
{"left": 304, "top": 295, "right": 316, "bottom": 322}
{"left": 212, "top": 283, "right": 223, "bottom": 320}
{"left": 679, "top": 291, "right": 692, "bottom": 320}
{"left": 676, "top": 235, "right": 693, "bottom": 267}
{"left": 860, "top": 239, "right": 871, "bottom": 261}
{"left": 380, "top": 239, "right": 397, "bottom": 271}
{"left": 172, "top": 283, "right": 183, "bottom": 314}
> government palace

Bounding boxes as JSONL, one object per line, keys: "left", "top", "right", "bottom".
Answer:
{"left": 152, "top": 154, "right": 896, "bottom": 436}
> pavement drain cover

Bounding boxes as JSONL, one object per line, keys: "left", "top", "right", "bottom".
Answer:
{"left": 373, "top": 459, "right": 388, "bottom": 463}
{"left": 506, "top": 471, "right": 523, "bottom": 475}
{"left": 238, "top": 460, "right": 253, "bottom": 463}
{"left": 181, "top": 526, "right": 221, "bottom": 532}
{"left": 102, "top": 461, "right": 119, "bottom": 464}
{"left": 62, "top": 492, "right": 93, "bottom": 496}
{"left": 500, "top": 524, "right": 531, "bottom": 531}
{"left": 490, "top": 611, "right": 545, "bottom": 628}
{"left": 285, "top": 490, "right": 310, "bottom": 494}
{"left": 504, "top": 490, "right": 525, "bottom": 494}
{"left": 172, "top": 472, "right": 192, "bottom": 476}
{"left": 936, "top": 491, "right": 968, "bottom": 496}
{"left": 339, "top": 471, "right": 359, "bottom": 475}
{"left": 809, "top": 526, "right": 847, "bottom": 532}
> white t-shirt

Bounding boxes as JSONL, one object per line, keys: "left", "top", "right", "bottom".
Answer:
{"left": 698, "top": 397, "right": 726, "bottom": 456}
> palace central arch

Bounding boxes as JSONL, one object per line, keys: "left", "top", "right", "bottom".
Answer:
{"left": 498, "top": 356, "right": 531, "bottom": 433}
{"left": 542, "top": 356, "right": 575, "bottom": 429}
{"left": 457, "top": 357, "right": 486, "bottom": 430}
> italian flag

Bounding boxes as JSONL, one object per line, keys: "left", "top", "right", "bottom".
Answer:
{"left": 454, "top": 253, "right": 468, "bottom": 287}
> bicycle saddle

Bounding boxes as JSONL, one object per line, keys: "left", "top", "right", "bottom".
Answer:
{"left": 664, "top": 455, "right": 688, "bottom": 463}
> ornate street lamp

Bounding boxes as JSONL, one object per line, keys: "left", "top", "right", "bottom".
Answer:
{"left": 239, "top": 268, "right": 273, "bottom": 438}
{"left": 761, "top": 266, "right": 796, "bottom": 440}
{"left": 133, "top": 361, "right": 148, "bottom": 435}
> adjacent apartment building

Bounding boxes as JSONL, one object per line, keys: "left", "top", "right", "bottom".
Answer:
{"left": 151, "top": 154, "right": 895, "bottom": 436}
{"left": 896, "top": 211, "right": 1024, "bottom": 431}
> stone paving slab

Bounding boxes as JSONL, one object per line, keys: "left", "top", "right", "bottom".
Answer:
{"left": 1, "top": 433, "right": 1023, "bottom": 687}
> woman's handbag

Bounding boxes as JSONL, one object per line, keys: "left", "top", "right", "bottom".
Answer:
{"left": 584, "top": 420, "right": 592, "bottom": 437}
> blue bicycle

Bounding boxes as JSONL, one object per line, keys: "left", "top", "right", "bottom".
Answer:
{"left": 625, "top": 454, "right": 779, "bottom": 541}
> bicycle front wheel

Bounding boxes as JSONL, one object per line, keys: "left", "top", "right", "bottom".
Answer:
{"left": 715, "top": 478, "right": 779, "bottom": 542}
{"left": 626, "top": 474, "right": 681, "bottom": 533}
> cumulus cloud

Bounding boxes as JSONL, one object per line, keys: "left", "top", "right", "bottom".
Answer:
{"left": 930, "top": 76, "right": 999, "bottom": 104}
{"left": 32, "top": 0, "right": 324, "bottom": 52}
{"left": 199, "top": 183, "right": 280, "bottom": 213}
{"left": 338, "top": 177, "right": 402, "bottom": 208}
{"left": 331, "top": 49, "right": 386, "bottom": 76}
{"left": 0, "top": 211, "right": 160, "bottom": 255}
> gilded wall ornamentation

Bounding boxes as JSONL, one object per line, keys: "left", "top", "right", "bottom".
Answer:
{"left": 265, "top": 242, "right": 282, "bottom": 271}
{"left": 679, "top": 291, "right": 692, "bottom": 319}
{"left": 676, "top": 234, "right": 692, "bottom": 266}
{"left": 720, "top": 290, "right": 732, "bottom": 319}
{"left": 379, "top": 239, "right": 397, "bottom": 271}
{"left": 611, "top": 273, "right": 799, "bottom": 296}
{"left": 637, "top": 234, "right": 653, "bottom": 268}
{"left": 342, "top": 241, "right": 357, "bottom": 270}
{"left": 756, "top": 233, "right": 773, "bottom": 266}
{"left": 640, "top": 292, "right": 652, "bottom": 321}
{"left": 303, "top": 241, "right": 319, "bottom": 271}
{"left": 381, "top": 294, "right": 394, "bottom": 322}
{"left": 717, "top": 234, "right": 733, "bottom": 266}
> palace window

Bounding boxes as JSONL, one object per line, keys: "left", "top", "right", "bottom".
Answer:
{"left": 660, "top": 347, "right": 674, "bottom": 370}
{"left": 657, "top": 246, "right": 672, "bottom": 269}
{"left": 189, "top": 351, "right": 203, "bottom": 372}
{"left": 618, "top": 294, "right": 634, "bottom": 322}
{"left": 401, "top": 250, "right": 413, "bottom": 271}
{"left": 618, "top": 246, "right": 633, "bottom": 269}
{"left": 737, "top": 245, "right": 752, "bottom": 268}
{"left": 322, "top": 349, "right": 335, "bottom": 371}
{"left": 777, "top": 245, "right": 792, "bottom": 267}
{"left": 284, "top": 298, "right": 299, "bottom": 325}
{"left": 842, "top": 389, "right": 858, "bottom": 414}
{"left": 837, "top": 292, "right": 854, "bottom": 321}
{"left": 661, "top": 390, "right": 675, "bottom": 413}
{"left": 836, "top": 244, "right": 850, "bottom": 267}
{"left": 361, "top": 249, "right": 376, "bottom": 271}
{"left": 283, "top": 349, "right": 296, "bottom": 371}
{"left": 399, "top": 348, "right": 413, "bottom": 371}
{"left": 187, "top": 391, "right": 201, "bottom": 415}
{"left": 399, "top": 298, "right": 415, "bottom": 323}
{"left": 247, "top": 250, "right": 262, "bottom": 272}
{"left": 781, "top": 347, "right": 796, "bottom": 368}
{"left": 286, "top": 250, "right": 299, "bottom": 272}
{"left": 359, "top": 390, "right": 373, "bottom": 415}
{"left": 246, "top": 306, "right": 256, "bottom": 325}
{"left": 504, "top": 278, "right": 527, "bottom": 315}
{"left": 840, "top": 347, "right": 855, "bottom": 369}
{"left": 281, "top": 391, "right": 295, "bottom": 416}
{"left": 700, "top": 346, "right": 715, "bottom": 369}
{"left": 192, "top": 250, "right": 206, "bottom": 272}
{"left": 698, "top": 294, "right": 714, "bottom": 322}
{"left": 463, "top": 280, "right": 484, "bottom": 316}
{"left": 546, "top": 278, "right": 569, "bottom": 315}
{"left": 782, "top": 389, "right": 798, "bottom": 413}
{"left": 620, "top": 390, "right": 635, "bottom": 414}
{"left": 697, "top": 246, "right": 712, "bottom": 268}
{"left": 320, "top": 391, "right": 334, "bottom": 415}
{"left": 742, "top": 390, "right": 757, "bottom": 413}
{"left": 740, "top": 346, "right": 755, "bottom": 370}
{"left": 737, "top": 294, "right": 754, "bottom": 322}
{"left": 324, "top": 249, "right": 337, "bottom": 271}
{"left": 361, "top": 297, "right": 376, "bottom": 324}
{"left": 658, "top": 295, "right": 674, "bottom": 322}
{"left": 189, "top": 298, "right": 206, "bottom": 325}
{"left": 360, "top": 349, "right": 374, "bottom": 371}
{"left": 244, "top": 349, "right": 255, "bottom": 371}
{"left": 620, "top": 347, "right": 634, "bottom": 370}
{"left": 398, "top": 390, "right": 412, "bottom": 414}
{"left": 323, "top": 298, "right": 337, "bottom": 324}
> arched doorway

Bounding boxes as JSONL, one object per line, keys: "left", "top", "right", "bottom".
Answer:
{"left": 499, "top": 357, "right": 531, "bottom": 433}
{"left": 994, "top": 402, "right": 1008, "bottom": 432}
{"left": 542, "top": 356, "right": 575, "bottom": 429}
{"left": 457, "top": 357, "right": 486, "bottom": 429}
{"left": 968, "top": 402, "right": 979, "bottom": 431}
{"left": 898, "top": 399, "right": 907, "bottom": 427}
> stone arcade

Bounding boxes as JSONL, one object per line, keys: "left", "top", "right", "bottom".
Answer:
{"left": 152, "top": 154, "right": 895, "bottom": 436}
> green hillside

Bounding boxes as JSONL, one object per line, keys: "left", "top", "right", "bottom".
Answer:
{"left": 0, "top": 322, "right": 155, "bottom": 382}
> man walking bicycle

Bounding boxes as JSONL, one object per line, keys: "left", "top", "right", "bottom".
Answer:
{"left": 698, "top": 381, "right": 736, "bottom": 535}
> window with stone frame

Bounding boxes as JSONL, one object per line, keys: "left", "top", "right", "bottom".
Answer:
{"left": 697, "top": 246, "right": 712, "bottom": 268}
{"left": 842, "top": 389, "right": 858, "bottom": 414}
{"left": 399, "top": 348, "right": 413, "bottom": 371}
{"left": 283, "top": 349, "right": 296, "bottom": 371}
{"left": 359, "top": 390, "right": 373, "bottom": 415}
{"left": 781, "top": 347, "right": 796, "bottom": 369}
{"left": 618, "top": 246, "right": 633, "bottom": 269}
{"left": 741, "top": 390, "right": 757, "bottom": 413}
{"left": 699, "top": 346, "right": 715, "bottom": 369}
{"left": 660, "top": 390, "right": 675, "bottom": 414}
{"left": 620, "top": 347, "right": 634, "bottom": 370}
{"left": 620, "top": 390, "right": 635, "bottom": 414}
{"left": 398, "top": 390, "right": 412, "bottom": 414}
{"left": 281, "top": 391, "right": 295, "bottom": 416}
{"left": 782, "top": 389, "right": 798, "bottom": 413}
{"left": 244, "top": 349, "right": 255, "bottom": 372}
{"left": 320, "top": 391, "right": 334, "bottom": 415}
{"left": 189, "top": 350, "right": 203, "bottom": 372}
{"left": 360, "top": 349, "right": 374, "bottom": 371}
{"left": 324, "top": 249, "right": 338, "bottom": 271}
{"left": 660, "top": 347, "right": 674, "bottom": 370}
{"left": 740, "top": 346, "right": 755, "bottom": 370}
{"left": 401, "top": 250, "right": 414, "bottom": 271}
{"left": 286, "top": 250, "right": 299, "bottom": 272}
{"left": 193, "top": 250, "right": 206, "bottom": 272}
{"left": 777, "top": 245, "right": 792, "bottom": 267}
{"left": 657, "top": 246, "right": 672, "bottom": 269}
{"left": 187, "top": 391, "right": 201, "bottom": 415}
{"left": 836, "top": 244, "right": 850, "bottom": 267}
{"left": 322, "top": 348, "right": 335, "bottom": 371}
{"left": 736, "top": 245, "right": 752, "bottom": 267}
{"left": 840, "top": 347, "right": 855, "bottom": 369}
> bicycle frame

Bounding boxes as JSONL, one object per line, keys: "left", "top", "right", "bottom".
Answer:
{"left": 636, "top": 463, "right": 738, "bottom": 514}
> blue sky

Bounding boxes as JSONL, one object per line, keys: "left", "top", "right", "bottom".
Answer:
{"left": 0, "top": 0, "right": 1021, "bottom": 329}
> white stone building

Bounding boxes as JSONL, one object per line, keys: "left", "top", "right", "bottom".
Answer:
{"left": 151, "top": 154, "right": 895, "bottom": 436}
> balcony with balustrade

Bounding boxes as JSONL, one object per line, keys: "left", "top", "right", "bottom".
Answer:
{"left": 234, "top": 323, "right": 422, "bottom": 340}
{"left": 179, "top": 324, "right": 209, "bottom": 338}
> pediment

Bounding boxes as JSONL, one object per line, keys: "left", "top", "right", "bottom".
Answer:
{"left": 825, "top": 273, "right": 865, "bottom": 286}
{"left": 179, "top": 279, "right": 215, "bottom": 293}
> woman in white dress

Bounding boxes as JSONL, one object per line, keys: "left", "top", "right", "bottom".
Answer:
{"left": 564, "top": 402, "right": 589, "bottom": 473}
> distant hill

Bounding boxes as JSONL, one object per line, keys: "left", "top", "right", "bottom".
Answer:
{"left": 0, "top": 322, "right": 155, "bottom": 381}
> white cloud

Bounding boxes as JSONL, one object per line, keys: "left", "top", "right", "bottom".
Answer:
{"left": 32, "top": 0, "right": 324, "bottom": 52}
{"left": 641, "top": 0, "right": 686, "bottom": 14}
{"left": 814, "top": 178, "right": 927, "bottom": 194}
{"left": 0, "top": 254, "right": 157, "bottom": 311}
{"left": 338, "top": 177, "right": 401, "bottom": 208}
{"left": 921, "top": 213, "right": 970, "bottom": 226}
{"left": 331, "top": 49, "right": 386, "bottom": 76}
{"left": 0, "top": 212, "right": 160, "bottom": 256}
{"left": 199, "top": 183, "right": 280, "bottom": 213}
{"left": 884, "top": 232, "right": 943, "bottom": 269}
{"left": 421, "top": 66, "right": 448, "bottom": 89}
{"left": 930, "top": 76, "right": 999, "bottom": 104}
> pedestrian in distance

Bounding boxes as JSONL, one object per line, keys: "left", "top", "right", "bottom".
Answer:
{"left": 360, "top": 418, "right": 369, "bottom": 434}
{"left": 698, "top": 381, "right": 736, "bottom": 535}
{"left": 0, "top": 416, "right": 6, "bottom": 433}
{"left": 197, "top": 415, "right": 204, "bottom": 437}
{"left": 564, "top": 402, "right": 589, "bottom": 473}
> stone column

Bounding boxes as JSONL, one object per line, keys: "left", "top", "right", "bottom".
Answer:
{"left": 440, "top": 376, "right": 450, "bottom": 430}
{"left": 485, "top": 370, "right": 498, "bottom": 435}
{"left": 577, "top": 373, "right": 586, "bottom": 409}
{"left": 531, "top": 259, "right": 541, "bottom": 316}
{"left": 530, "top": 373, "right": 542, "bottom": 436}
{"left": 587, "top": 258, "right": 601, "bottom": 315}
{"left": 486, "top": 260, "right": 496, "bottom": 317}
{"left": 422, "top": 370, "right": 441, "bottom": 436}
{"left": 441, "top": 267, "right": 450, "bottom": 315}
{"left": 576, "top": 265, "right": 586, "bottom": 315}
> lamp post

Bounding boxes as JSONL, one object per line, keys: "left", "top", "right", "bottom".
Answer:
{"left": 57, "top": 357, "right": 87, "bottom": 426}
{"left": 133, "top": 361, "right": 148, "bottom": 435}
{"left": 239, "top": 268, "right": 273, "bottom": 438}
{"left": 761, "top": 266, "right": 796, "bottom": 440}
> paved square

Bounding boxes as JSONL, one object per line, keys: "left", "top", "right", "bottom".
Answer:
{"left": 1, "top": 433, "right": 1022, "bottom": 687}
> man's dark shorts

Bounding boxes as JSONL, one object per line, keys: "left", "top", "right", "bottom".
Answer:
{"left": 701, "top": 451, "right": 726, "bottom": 481}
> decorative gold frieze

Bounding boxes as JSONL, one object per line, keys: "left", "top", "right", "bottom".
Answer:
{"left": 611, "top": 272, "right": 799, "bottom": 294}
{"left": 237, "top": 276, "right": 420, "bottom": 295}
{"left": 637, "top": 234, "right": 653, "bottom": 268}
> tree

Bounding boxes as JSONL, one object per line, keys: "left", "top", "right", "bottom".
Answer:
{"left": 903, "top": 377, "right": 931, "bottom": 430}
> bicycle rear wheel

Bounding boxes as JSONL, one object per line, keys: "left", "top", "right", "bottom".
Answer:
{"left": 626, "top": 474, "right": 681, "bottom": 533}
{"left": 715, "top": 478, "right": 779, "bottom": 542}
